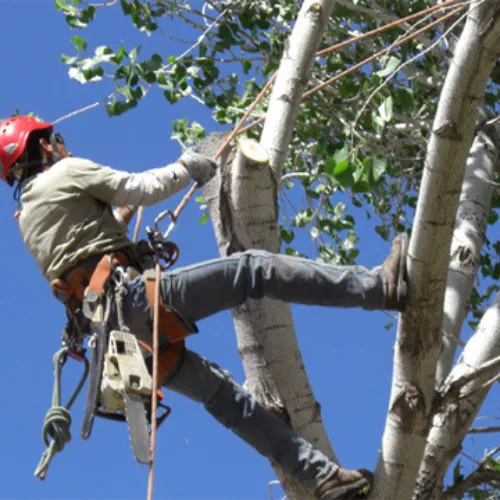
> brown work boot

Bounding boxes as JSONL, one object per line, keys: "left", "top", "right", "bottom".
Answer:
{"left": 315, "top": 468, "right": 374, "bottom": 499}
{"left": 381, "top": 233, "right": 408, "bottom": 311}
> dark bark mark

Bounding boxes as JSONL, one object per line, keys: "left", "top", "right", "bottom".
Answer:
{"left": 434, "top": 121, "right": 463, "bottom": 141}
{"left": 450, "top": 245, "right": 479, "bottom": 269}
{"left": 389, "top": 384, "right": 429, "bottom": 432}
{"left": 238, "top": 344, "right": 265, "bottom": 357}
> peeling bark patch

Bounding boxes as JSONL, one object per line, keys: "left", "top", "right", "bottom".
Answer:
{"left": 451, "top": 245, "right": 478, "bottom": 269}
{"left": 434, "top": 121, "right": 462, "bottom": 141}
{"left": 389, "top": 384, "right": 427, "bottom": 431}
{"left": 405, "top": 386, "right": 422, "bottom": 410}
{"left": 278, "top": 94, "right": 292, "bottom": 104}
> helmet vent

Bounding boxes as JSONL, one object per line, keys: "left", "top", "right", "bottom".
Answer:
{"left": 5, "top": 143, "right": 17, "bottom": 155}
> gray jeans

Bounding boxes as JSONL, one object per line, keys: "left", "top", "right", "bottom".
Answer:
{"left": 121, "top": 250, "right": 386, "bottom": 490}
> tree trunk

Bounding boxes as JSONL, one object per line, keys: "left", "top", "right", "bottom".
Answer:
{"left": 202, "top": 3, "right": 339, "bottom": 498}
{"left": 372, "top": 3, "right": 500, "bottom": 498}
{"left": 436, "top": 127, "right": 499, "bottom": 385}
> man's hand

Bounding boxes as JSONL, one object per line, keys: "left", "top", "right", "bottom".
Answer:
{"left": 178, "top": 150, "right": 217, "bottom": 185}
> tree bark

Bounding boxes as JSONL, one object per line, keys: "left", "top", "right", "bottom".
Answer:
{"left": 436, "top": 127, "right": 499, "bottom": 386}
{"left": 413, "top": 292, "right": 500, "bottom": 499}
{"left": 372, "top": 2, "right": 500, "bottom": 498}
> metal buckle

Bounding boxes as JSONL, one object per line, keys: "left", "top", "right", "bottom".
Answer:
{"left": 145, "top": 210, "right": 179, "bottom": 270}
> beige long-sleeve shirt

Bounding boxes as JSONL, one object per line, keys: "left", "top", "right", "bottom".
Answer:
{"left": 18, "top": 157, "right": 190, "bottom": 281}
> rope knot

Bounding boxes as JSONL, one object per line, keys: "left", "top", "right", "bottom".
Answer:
{"left": 42, "top": 406, "right": 72, "bottom": 452}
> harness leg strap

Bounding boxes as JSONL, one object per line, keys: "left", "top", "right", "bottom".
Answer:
{"left": 143, "top": 269, "right": 190, "bottom": 383}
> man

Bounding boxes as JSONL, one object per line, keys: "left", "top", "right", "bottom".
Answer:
{"left": 0, "top": 115, "right": 408, "bottom": 500}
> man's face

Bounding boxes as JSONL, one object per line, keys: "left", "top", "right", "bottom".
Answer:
{"left": 52, "top": 133, "right": 72, "bottom": 159}
{"left": 40, "top": 133, "right": 72, "bottom": 162}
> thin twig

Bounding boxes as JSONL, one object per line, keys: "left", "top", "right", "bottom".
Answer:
{"left": 316, "top": 0, "right": 462, "bottom": 58}
{"left": 159, "top": 5, "right": 231, "bottom": 74}
{"left": 86, "top": 0, "right": 118, "bottom": 7}
{"left": 350, "top": 2, "right": 471, "bottom": 140}
{"left": 306, "top": 5, "right": 466, "bottom": 99}
{"left": 52, "top": 94, "right": 114, "bottom": 125}
{"left": 469, "top": 426, "right": 500, "bottom": 434}
{"left": 486, "top": 114, "right": 500, "bottom": 127}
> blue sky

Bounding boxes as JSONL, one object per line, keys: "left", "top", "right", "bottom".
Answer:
{"left": 0, "top": 2, "right": 496, "bottom": 500}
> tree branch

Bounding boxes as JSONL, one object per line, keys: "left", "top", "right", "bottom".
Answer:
{"left": 443, "top": 450, "right": 500, "bottom": 500}
{"left": 442, "top": 354, "right": 500, "bottom": 400}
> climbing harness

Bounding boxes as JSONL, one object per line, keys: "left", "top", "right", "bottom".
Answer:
{"left": 36, "top": 241, "right": 193, "bottom": 478}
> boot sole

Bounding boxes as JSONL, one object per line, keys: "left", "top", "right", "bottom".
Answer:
{"left": 320, "top": 477, "right": 371, "bottom": 499}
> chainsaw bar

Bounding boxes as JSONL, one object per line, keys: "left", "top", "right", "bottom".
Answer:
{"left": 124, "top": 391, "right": 151, "bottom": 465}
{"left": 81, "top": 320, "right": 107, "bottom": 440}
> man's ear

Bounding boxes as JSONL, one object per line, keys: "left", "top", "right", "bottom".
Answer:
{"left": 39, "top": 137, "right": 53, "bottom": 160}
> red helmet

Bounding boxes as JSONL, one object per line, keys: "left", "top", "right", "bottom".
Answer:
{"left": 0, "top": 116, "right": 53, "bottom": 185}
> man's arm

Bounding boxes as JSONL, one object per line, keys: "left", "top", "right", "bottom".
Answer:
{"left": 67, "top": 153, "right": 216, "bottom": 209}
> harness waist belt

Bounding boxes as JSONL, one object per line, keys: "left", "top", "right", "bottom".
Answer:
{"left": 51, "top": 249, "right": 192, "bottom": 382}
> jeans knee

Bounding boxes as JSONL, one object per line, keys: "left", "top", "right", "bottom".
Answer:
{"left": 204, "top": 374, "right": 254, "bottom": 430}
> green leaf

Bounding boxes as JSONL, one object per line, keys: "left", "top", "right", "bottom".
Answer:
{"left": 485, "top": 457, "right": 500, "bottom": 471}
{"left": 114, "top": 46, "right": 127, "bottom": 65}
{"left": 120, "top": 0, "right": 133, "bottom": 15}
{"left": 375, "top": 225, "right": 390, "bottom": 241}
{"left": 372, "top": 157, "right": 387, "bottom": 182}
{"left": 333, "top": 145, "right": 349, "bottom": 163}
{"left": 453, "top": 459, "right": 463, "bottom": 483}
{"left": 80, "top": 5, "right": 95, "bottom": 24}
{"left": 71, "top": 35, "right": 87, "bottom": 51}
{"left": 55, "top": 0, "right": 69, "bottom": 10}
{"left": 395, "top": 87, "right": 415, "bottom": 112}
{"left": 333, "top": 159, "right": 350, "bottom": 176}
{"left": 95, "top": 45, "right": 114, "bottom": 57}
{"left": 376, "top": 56, "right": 400, "bottom": 78}
{"left": 489, "top": 210, "right": 499, "bottom": 225}
{"left": 198, "top": 213, "right": 209, "bottom": 225}
{"left": 325, "top": 158, "right": 336, "bottom": 176}
{"left": 378, "top": 96, "right": 393, "bottom": 123}
{"left": 242, "top": 59, "right": 252, "bottom": 74}
{"left": 83, "top": 66, "right": 104, "bottom": 81}
{"left": 61, "top": 54, "right": 78, "bottom": 65}
{"left": 150, "top": 53, "right": 163, "bottom": 70}
{"left": 116, "top": 85, "right": 133, "bottom": 99}
{"left": 129, "top": 45, "right": 141, "bottom": 63}
{"left": 280, "top": 228, "right": 295, "bottom": 244}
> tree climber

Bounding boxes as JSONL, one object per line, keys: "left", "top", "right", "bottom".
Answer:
{"left": 0, "top": 115, "right": 409, "bottom": 500}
